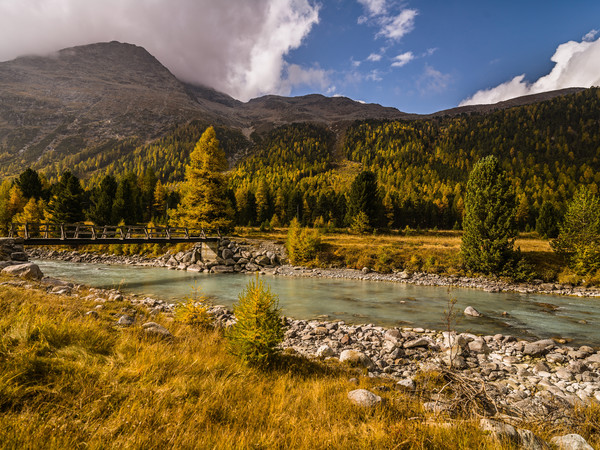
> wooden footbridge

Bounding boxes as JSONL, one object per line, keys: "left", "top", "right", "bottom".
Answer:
{"left": 8, "top": 223, "right": 220, "bottom": 246}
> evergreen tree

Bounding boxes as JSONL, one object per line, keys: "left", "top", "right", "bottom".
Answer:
{"left": 15, "top": 168, "right": 43, "bottom": 200}
{"left": 48, "top": 171, "right": 86, "bottom": 223}
{"left": 139, "top": 168, "right": 158, "bottom": 222}
{"left": 112, "top": 173, "right": 141, "bottom": 225}
{"left": 88, "top": 175, "right": 117, "bottom": 225}
{"left": 536, "top": 201, "right": 560, "bottom": 239}
{"left": 174, "top": 126, "right": 233, "bottom": 232}
{"left": 345, "top": 170, "right": 382, "bottom": 228}
{"left": 551, "top": 187, "right": 600, "bottom": 274}
{"left": 461, "top": 156, "right": 518, "bottom": 275}
{"left": 152, "top": 180, "right": 168, "bottom": 223}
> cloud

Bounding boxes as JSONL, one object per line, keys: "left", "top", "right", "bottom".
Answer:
{"left": 281, "top": 63, "right": 331, "bottom": 94}
{"left": 391, "top": 51, "right": 414, "bottom": 67}
{"left": 376, "top": 9, "right": 418, "bottom": 41}
{"left": 0, "top": 0, "right": 320, "bottom": 101}
{"left": 461, "top": 36, "right": 600, "bottom": 106}
{"left": 418, "top": 64, "right": 451, "bottom": 93}
{"left": 367, "top": 52, "right": 382, "bottom": 62}
{"left": 583, "top": 29, "right": 598, "bottom": 42}
{"left": 357, "top": 0, "right": 387, "bottom": 16}
{"left": 356, "top": 1, "right": 417, "bottom": 42}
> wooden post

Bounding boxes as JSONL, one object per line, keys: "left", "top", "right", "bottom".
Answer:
{"left": 24, "top": 223, "right": 29, "bottom": 240}
{"left": 60, "top": 224, "right": 65, "bottom": 240}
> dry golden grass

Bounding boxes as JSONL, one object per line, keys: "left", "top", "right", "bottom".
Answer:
{"left": 0, "top": 277, "right": 526, "bottom": 449}
{"left": 237, "top": 228, "right": 567, "bottom": 281}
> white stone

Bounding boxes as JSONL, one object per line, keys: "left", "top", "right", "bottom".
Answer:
{"left": 347, "top": 389, "right": 382, "bottom": 407}
{"left": 550, "top": 434, "right": 594, "bottom": 450}
{"left": 316, "top": 344, "right": 334, "bottom": 358}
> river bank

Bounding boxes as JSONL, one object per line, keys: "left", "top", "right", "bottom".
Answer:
{"left": 1, "top": 271, "right": 599, "bottom": 448}
{"left": 28, "top": 238, "right": 600, "bottom": 298}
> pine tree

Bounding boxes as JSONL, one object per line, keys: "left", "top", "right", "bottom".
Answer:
{"left": 174, "top": 126, "right": 233, "bottom": 232}
{"left": 112, "top": 173, "right": 140, "bottom": 225}
{"left": 48, "top": 171, "right": 86, "bottom": 223}
{"left": 15, "top": 168, "right": 43, "bottom": 200}
{"left": 551, "top": 187, "right": 600, "bottom": 274}
{"left": 461, "top": 156, "right": 518, "bottom": 275}
{"left": 536, "top": 201, "right": 560, "bottom": 239}
{"left": 346, "top": 170, "right": 382, "bottom": 228}
{"left": 88, "top": 175, "right": 117, "bottom": 225}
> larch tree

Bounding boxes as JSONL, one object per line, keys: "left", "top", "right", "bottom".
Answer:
{"left": 175, "top": 126, "right": 233, "bottom": 232}
{"left": 461, "top": 155, "right": 519, "bottom": 275}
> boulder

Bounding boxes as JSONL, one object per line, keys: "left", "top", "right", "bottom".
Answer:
{"left": 222, "top": 248, "right": 234, "bottom": 260}
{"left": 550, "top": 434, "right": 594, "bottom": 450}
{"left": 339, "top": 350, "right": 374, "bottom": 369}
{"left": 142, "top": 322, "right": 173, "bottom": 339}
{"left": 211, "top": 265, "right": 234, "bottom": 273}
{"left": 1, "top": 262, "right": 43, "bottom": 280}
{"left": 523, "top": 339, "right": 555, "bottom": 356}
{"left": 347, "top": 389, "right": 382, "bottom": 407}
{"left": 186, "top": 264, "right": 204, "bottom": 272}
{"left": 395, "top": 378, "right": 416, "bottom": 390}
{"left": 464, "top": 306, "right": 482, "bottom": 317}
{"left": 10, "top": 252, "right": 28, "bottom": 261}
{"left": 316, "top": 344, "right": 334, "bottom": 358}
{"left": 403, "top": 337, "right": 431, "bottom": 349}
{"left": 468, "top": 339, "right": 491, "bottom": 354}
{"left": 255, "top": 255, "right": 271, "bottom": 266}
{"left": 117, "top": 315, "right": 134, "bottom": 326}
{"left": 480, "top": 418, "right": 518, "bottom": 443}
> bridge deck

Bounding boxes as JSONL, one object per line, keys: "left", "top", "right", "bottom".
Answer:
{"left": 8, "top": 223, "right": 220, "bottom": 246}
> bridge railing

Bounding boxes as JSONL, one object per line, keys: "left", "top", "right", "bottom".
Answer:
{"left": 8, "top": 223, "right": 219, "bottom": 241}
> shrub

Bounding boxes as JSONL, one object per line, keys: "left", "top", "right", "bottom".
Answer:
{"left": 350, "top": 211, "right": 372, "bottom": 234}
{"left": 227, "top": 276, "right": 284, "bottom": 367}
{"left": 175, "top": 286, "right": 212, "bottom": 327}
{"left": 286, "top": 218, "right": 321, "bottom": 265}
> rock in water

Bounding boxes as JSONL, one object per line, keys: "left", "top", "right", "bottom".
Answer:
{"left": 1, "top": 262, "right": 43, "bottom": 280}
{"left": 347, "top": 389, "right": 382, "bottom": 407}
{"left": 464, "top": 306, "right": 482, "bottom": 317}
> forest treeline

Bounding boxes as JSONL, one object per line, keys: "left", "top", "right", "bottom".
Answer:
{"left": 1, "top": 88, "right": 599, "bottom": 233}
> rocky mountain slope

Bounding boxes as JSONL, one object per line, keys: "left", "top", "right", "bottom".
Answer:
{"left": 0, "top": 41, "right": 588, "bottom": 178}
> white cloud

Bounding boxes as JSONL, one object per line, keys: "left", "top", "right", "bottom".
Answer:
{"left": 461, "top": 36, "right": 600, "bottom": 106}
{"left": 583, "top": 29, "right": 598, "bottom": 42}
{"left": 366, "top": 70, "right": 383, "bottom": 81}
{"left": 281, "top": 63, "right": 331, "bottom": 94}
{"left": 367, "top": 52, "right": 382, "bottom": 62}
{"left": 391, "top": 51, "right": 414, "bottom": 67}
{"left": 357, "top": 0, "right": 386, "bottom": 16}
{"left": 0, "top": 0, "right": 320, "bottom": 102}
{"left": 418, "top": 64, "right": 451, "bottom": 93}
{"left": 376, "top": 9, "right": 418, "bottom": 41}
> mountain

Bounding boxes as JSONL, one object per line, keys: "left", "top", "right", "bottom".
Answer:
{"left": 0, "top": 41, "right": 411, "bottom": 177}
{"left": 0, "top": 40, "right": 590, "bottom": 179}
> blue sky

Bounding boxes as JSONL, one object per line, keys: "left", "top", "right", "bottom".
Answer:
{"left": 284, "top": 1, "right": 600, "bottom": 113}
{"left": 1, "top": 0, "right": 599, "bottom": 114}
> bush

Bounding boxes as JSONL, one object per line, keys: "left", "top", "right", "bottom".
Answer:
{"left": 174, "top": 285, "right": 212, "bottom": 327}
{"left": 226, "top": 276, "right": 285, "bottom": 367}
{"left": 286, "top": 218, "right": 321, "bottom": 265}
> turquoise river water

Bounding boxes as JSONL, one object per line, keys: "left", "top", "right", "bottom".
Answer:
{"left": 34, "top": 259, "right": 600, "bottom": 346}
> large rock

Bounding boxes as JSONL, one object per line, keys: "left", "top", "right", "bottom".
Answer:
{"left": 464, "top": 306, "right": 482, "bottom": 317}
{"left": 142, "top": 322, "right": 173, "bottom": 339}
{"left": 316, "top": 344, "right": 334, "bottom": 358}
{"left": 347, "top": 389, "right": 382, "bottom": 407}
{"left": 523, "top": 339, "right": 555, "bottom": 356}
{"left": 480, "top": 418, "right": 518, "bottom": 443}
{"left": 1, "top": 262, "right": 43, "bottom": 280}
{"left": 339, "top": 350, "right": 374, "bottom": 369}
{"left": 550, "top": 434, "right": 594, "bottom": 450}
{"left": 210, "top": 265, "right": 234, "bottom": 273}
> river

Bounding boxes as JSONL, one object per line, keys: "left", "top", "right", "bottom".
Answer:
{"left": 35, "top": 259, "right": 600, "bottom": 346}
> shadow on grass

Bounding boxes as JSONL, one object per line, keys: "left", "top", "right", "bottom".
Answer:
{"left": 261, "top": 352, "right": 354, "bottom": 380}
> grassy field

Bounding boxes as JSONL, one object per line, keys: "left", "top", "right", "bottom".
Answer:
{"left": 235, "top": 228, "right": 570, "bottom": 282}
{"left": 3, "top": 276, "right": 587, "bottom": 449}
